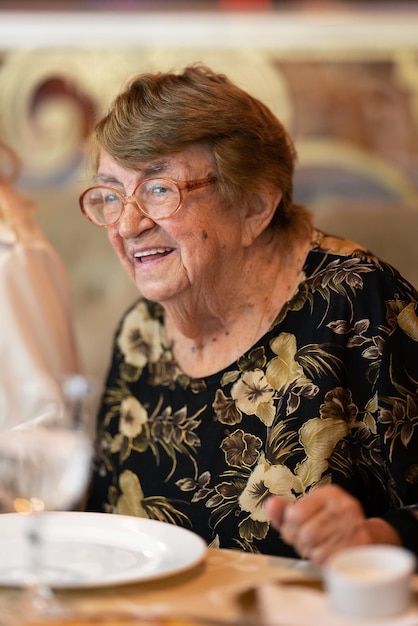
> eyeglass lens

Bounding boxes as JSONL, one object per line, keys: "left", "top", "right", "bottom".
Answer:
{"left": 82, "top": 178, "right": 181, "bottom": 225}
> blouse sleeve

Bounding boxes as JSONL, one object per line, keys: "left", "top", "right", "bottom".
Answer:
{"left": 376, "top": 278, "right": 418, "bottom": 555}
{"left": 383, "top": 507, "right": 418, "bottom": 557}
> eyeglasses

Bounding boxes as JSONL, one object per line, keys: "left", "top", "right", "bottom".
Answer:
{"left": 79, "top": 176, "right": 216, "bottom": 227}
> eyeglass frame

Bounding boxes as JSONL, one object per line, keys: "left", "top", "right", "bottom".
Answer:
{"left": 79, "top": 175, "right": 217, "bottom": 227}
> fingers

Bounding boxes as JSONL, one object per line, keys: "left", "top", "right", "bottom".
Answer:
{"left": 266, "top": 485, "right": 369, "bottom": 565}
{"left": 264, "top": 495, "right": 288, "bottom": 531}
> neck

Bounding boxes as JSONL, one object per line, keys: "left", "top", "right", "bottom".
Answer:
{"left": 163, "top": 232, "right": 312, "bottom": 377}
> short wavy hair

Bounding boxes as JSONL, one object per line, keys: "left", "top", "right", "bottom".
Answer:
{"left": 91, "top": 64, "right": 311, "bottom": 237}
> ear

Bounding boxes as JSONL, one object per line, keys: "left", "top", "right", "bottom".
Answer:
{"left": 241, "top": 189, "right": 282, "bottom": 247}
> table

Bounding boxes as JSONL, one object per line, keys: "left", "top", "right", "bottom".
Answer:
{"left": 1, "top": 547, "right": 418, "bottom": 625}
{"left": 0, "top": 548, "right": 313, "bottom": 625}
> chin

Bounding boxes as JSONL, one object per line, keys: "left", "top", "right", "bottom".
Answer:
{"left": 133, "top": 280, "right": 173, "bottom": 304}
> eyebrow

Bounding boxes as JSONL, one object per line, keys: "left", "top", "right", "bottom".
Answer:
{"left": 94, "top": 158, "right": 172, "bottom": 185}
{"left": 140, "top": 159, "right": 172, "bottom": 178}
{"left": 93, "top": 173, "right": 122, "bottom": 186}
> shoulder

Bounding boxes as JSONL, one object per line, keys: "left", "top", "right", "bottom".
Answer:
{"left": 303, "top": 229, "right": 418, "bottom": 311}
{"left": 312, "top": 229, "right": 370, "bottom": 257}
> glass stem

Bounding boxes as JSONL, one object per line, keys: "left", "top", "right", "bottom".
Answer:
{"left": 23, "top": 510, "right": 57, "bottom": 614}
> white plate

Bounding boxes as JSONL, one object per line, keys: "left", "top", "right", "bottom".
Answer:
{"left": 0, "top": 511, "right": 207, "bottom": 588}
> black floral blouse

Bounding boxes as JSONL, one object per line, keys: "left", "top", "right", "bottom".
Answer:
{"left": 87, "top": 230, "right": 418, "bottom": 558}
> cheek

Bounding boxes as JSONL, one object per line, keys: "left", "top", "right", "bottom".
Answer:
{"left": 180, "top": 229, "right": 212, "bottom": 270}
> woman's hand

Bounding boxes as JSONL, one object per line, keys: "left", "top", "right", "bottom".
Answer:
{"left": 265, "top": 484, "right": 401, "bottom": 566}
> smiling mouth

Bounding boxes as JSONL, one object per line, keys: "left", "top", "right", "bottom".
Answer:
{"left": 133, "top": 247, "right": 173, "bottom": 262}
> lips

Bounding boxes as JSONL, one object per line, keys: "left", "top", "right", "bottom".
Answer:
{"left": 133, "top": 247, "right": 173, "bottom": 262}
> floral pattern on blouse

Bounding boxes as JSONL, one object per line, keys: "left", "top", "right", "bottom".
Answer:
{"left": 87, "top": 231, "right": 418, "bottom": 557}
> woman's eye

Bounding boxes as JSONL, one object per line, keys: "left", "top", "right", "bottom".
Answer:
{"left": 104, "top": 192, "right": 119, "bottom": 204}
{"left": 142, "top": 179, "right": 176, "bottom": 195}
{"left": 151, "top": 184, "right": 170, "bottom": 195}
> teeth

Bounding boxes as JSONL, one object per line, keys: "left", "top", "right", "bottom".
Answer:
{"left": 134, "top": 248, "right": 171, "bottom": 258}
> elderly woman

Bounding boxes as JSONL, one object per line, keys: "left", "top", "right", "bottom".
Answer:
{"left": 82, "top": 64, "right": 418, "bottom": 565}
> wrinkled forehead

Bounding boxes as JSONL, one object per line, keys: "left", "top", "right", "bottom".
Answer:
{"left": 97, "top": 144, "right": 216, "bottom": 178}
{"left": 97, "top": 152, "right": 170, "bottom": 176}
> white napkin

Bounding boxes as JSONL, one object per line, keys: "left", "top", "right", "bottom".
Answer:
{"left": 256, "top": 583, "right": 418, "bottom": 626}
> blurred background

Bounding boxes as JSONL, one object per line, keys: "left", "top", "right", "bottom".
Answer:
{"left": 0, "top": 0, "right": 417, "bottom": 382}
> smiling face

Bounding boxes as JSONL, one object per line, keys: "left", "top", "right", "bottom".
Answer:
{"left": 98, "top": 144, "right": 248, "bottom": 307}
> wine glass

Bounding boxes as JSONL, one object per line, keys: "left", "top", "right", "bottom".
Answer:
{"left": 0, "top": 375, "right": 96, "bottom": 621}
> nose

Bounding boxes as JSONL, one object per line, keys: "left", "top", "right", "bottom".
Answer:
{"left": 116, "top": 198, "right": 154, "bottom": 238}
